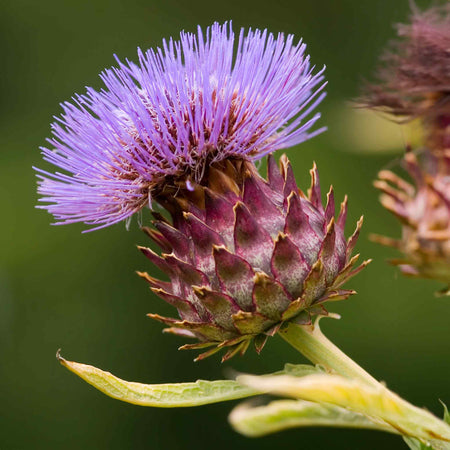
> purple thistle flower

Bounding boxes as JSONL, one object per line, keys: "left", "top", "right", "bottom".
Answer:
{"left": 36, "top": 22, "right": 326, "bottom": 231}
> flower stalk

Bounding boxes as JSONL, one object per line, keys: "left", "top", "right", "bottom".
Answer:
{"left": 278, "top": 320, "right": 378, "bottom": 387}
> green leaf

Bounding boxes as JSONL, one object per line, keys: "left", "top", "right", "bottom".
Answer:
{"left": 403, "top": 436, "right": 450, "bottom": 450}
{"left": 57, "top": 351, "right": 321, "bottom": 408}
{"left": 282, "top": 363, "right": 325, "bottom": 377}
{"left": 229, "top": 399, "right": 395, "bottom": 437}
{"left": 58, "top": 351, "right": 257, "bottom": 407}
{"left": 441, "top": 401, "right": 450, "bottom": 425}
{"left": 403, "top": 437, "right": 432, "bottom": 450}
{"left": 237, "top": 373, "right": 450, "bottom": 443}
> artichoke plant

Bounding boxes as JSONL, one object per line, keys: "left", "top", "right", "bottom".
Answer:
{"left": 35, "top": 19, "right": 450, "bottom": 450}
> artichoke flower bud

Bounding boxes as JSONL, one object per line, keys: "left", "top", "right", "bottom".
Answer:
{"left": 138, "top": 155, "right": 369, "bottom": 361}
{"left": 373, "top": 150, "right": 450, "bottom": 294}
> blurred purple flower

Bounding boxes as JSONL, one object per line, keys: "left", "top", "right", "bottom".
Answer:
{"left": 36, "top": 22, "right": 326, "bottom": 231}
{"left": 360, "top": 4, "right": 450, "bottom": 152}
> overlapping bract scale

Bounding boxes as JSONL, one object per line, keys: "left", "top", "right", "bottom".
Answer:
{"left": 139, "top": 156, "right": 369, "bottom": 361}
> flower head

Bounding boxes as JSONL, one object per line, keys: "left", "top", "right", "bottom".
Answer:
{"left": 36, "top": 23, "right": 326, "bottom": 230}
{"left": 372, "top": 149, "right": 450, "bottom": 294}
{"left": 139, "top": 155, "right": 369, "bottom": 361}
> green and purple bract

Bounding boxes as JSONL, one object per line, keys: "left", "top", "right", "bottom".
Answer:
{"left": 138, "top": 155, "right": 369, "bottom": 361}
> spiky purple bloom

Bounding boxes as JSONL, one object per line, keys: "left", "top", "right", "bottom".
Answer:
{"left": 36, "top": 22, "right": 326, "bottom": 230}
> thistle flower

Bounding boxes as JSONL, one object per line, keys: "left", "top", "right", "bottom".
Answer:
{"left": 361, "top": 3, "right": 450, "bottom": 153}
{"left": 138, "top": 155, "right": 369, "bottom": 361}
{"left": 36, "top": 22, "right": 368, "bottom": 361}
{"left": 36, "top": 22, "right": 326, "bottom": 230}
{"left": 373, "top": 149, "right": 450, "bottom": 295}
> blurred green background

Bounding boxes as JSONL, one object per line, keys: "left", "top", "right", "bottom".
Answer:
{"left": 2, "top": 0, "right": 449, "bottom": 448}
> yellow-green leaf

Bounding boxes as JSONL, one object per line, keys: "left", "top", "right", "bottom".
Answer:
{"left": 58, "top": 352, "right": 257, "bottom": 407}
{"left": 58, "top": 352, "right": 321, "bottom": 408}
{"left": 237, "top": 373, "right": 450, "bottom": 443}
{"left": 229, "top": 399, "right": 395, "bottom": 437}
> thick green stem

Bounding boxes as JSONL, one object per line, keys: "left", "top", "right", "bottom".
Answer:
{"left": 279, "top": 321, "right": 379, "bottom": 388}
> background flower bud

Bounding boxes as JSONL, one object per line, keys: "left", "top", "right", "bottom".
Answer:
{"left": 372, "top": 149, "right": 450, "bottom": 294}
